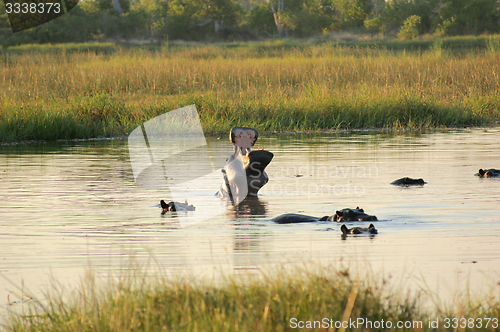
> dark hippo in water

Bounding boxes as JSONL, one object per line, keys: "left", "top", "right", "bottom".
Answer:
{"left": 391, "top": 177, "right": 426, "bottom": 186}
{"left": 219, "top": 127, "right": 273, "bottom": 201}
{"left": 243, "top": 149, "right": 274, "bottom": 196}
{"left": 160, "top": 200, "right": 195, "bottom": 215}
{"left": 341, "top": 223, "right": 378, "bottom": 235}
{"left": 332, "top": 207, "right": 378, "bottom": 222}
{"left": 476, "top": 168, "right": 500, "bottom": 178}
{"left": 272, "top": 207, "right": 377, "bottom": 224}
{"left": 272, "top": 213, "right": 330, "bottom": 224}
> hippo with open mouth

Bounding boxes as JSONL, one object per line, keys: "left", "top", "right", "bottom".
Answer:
{"left": 218, "top": 127, "right": 273, "bottom": 200}
{"left": 341, "top": 223, "right": 378, "bottom": 235}
{"left": 160, "top": 200, "right": 195, "bottom": 215}
{"left": 391, "top": 177, "right": 426, "bottom": 186}
{"left": 272, "top": 207, "right": 377, "bottom": 224}
{"left": 476, "top": 168, "right": 500, "bottom": 178}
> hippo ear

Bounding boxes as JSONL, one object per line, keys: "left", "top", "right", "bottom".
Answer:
{"left": 160, "top": 200, "right": 168, "bottom": 209}
{"left": 336, "top": 210, "right": 343, "bottom": 216}
{"left": 368, "top": 223, "right": 374, "bottom": 229}
{"left": 478, "top": 169, "right": 486, "bottom": 176}
{"left": 340, "top": 224, "right": 348, "bottom": 235}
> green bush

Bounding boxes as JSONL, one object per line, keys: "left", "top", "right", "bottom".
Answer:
{"left": 398, "top": 15, "right": 421, "bottom": 40}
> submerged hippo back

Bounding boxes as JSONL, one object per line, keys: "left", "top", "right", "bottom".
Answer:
{"left": 272, "top": 213, "right": 320, "bottom": 224}
{"left": 391, "top": 177, "right": 425, "bottom": 186}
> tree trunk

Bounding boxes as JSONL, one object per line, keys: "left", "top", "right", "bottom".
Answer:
{"left": 112, "top": 0, "right": 124, "bottom": 15}
{"left": 165, "top": 0, "right": 169, "bottom": 27}
{"left": 268, "top": 0, "right": 284, "bottom": 37}
{"left": 215, "top": 20, "right": 224, "bottom": 32}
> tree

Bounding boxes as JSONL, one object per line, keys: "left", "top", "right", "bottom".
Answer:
{"left": 245, "top": 2, "right": 276, "bottom": 36}
{"left": 332, "top": 0, "right": 370, "bottom": 29}
{"left": 267, "top": 0, "right": 285, "bottom": 37}
{"left": 279, "top": 0, "right": 339, "bottom": 37}
{"left": 398, "top": 14, "right": 420, "bottom": 40}
{"left": 432, "top": 0, "right": 500, "bottom": 35}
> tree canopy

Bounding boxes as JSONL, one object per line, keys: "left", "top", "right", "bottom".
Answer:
{"left": 1, "top": 0, "right": 500, "bottom": 45}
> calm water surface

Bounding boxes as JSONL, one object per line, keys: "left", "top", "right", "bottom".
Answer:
{"left": 1, "top": 128, "right": 500, "bottom": 312}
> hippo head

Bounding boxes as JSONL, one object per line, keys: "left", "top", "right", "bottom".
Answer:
{"left": 160, "top": 200, "right": 195, "bottom": 215}
{"left": 391, "top": 177, "right": 426, "bottom": 186}
{"left": 331, "top": 207, "right": 378, "bottom": 222}
{"left": 219, "top": 127, "right": 273, "bottom": 201}
{"left": 341, "top": 223, "right": 378, "bottom": 236}
{"left": 477, "top": 168, "right": 500, "bottom": 178}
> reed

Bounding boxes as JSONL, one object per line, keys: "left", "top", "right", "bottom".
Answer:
{"left": 1, "top": 37, "right": 500, "bottom": 142}
{"left": 3, "top": 265, "right": 420, "bottom": 332}
{"left": 4, "top": 263, "right": 499, "bottom": 332}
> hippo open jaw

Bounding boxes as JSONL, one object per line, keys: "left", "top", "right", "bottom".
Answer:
{"left": 230, "top": 127, "right": 258, "bottom": 154}
{"left": 244, "top": 150, "right": 274, "bottom": 196}
{"left": 218, "top": 127, "right": 274, "bottom": 201}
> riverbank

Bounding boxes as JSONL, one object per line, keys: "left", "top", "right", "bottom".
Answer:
{"left": 3, "top": 264, "right": 499, "bottom": 332}
{"left": 1, "top": 36, "right": 500, "bottom": 142}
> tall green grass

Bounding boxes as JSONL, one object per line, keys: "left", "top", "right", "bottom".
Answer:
{"left": 4, "top": 264, "right": 500, "bottom": 332}
{"left": 1, "top": 36, "right": 500, "bottom": 142}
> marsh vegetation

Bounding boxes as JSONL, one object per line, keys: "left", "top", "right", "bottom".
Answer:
{"left": 1, "top": 36, "right": 500, "bottom": 142}
{"left": 4, "top": 264, "right": 500, "bottom": 332}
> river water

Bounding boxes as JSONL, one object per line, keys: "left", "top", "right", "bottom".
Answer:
{"left": 1, "top": 128, "right": 500, "bottom": 313}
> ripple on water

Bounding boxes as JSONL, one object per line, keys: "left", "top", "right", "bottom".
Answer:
{"left": 1, "top": 128, "right": 500, "bottom": 308}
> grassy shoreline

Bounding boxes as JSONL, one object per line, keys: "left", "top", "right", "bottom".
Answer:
{"left": 3, "top": 264, "right": 499, "bottom": 332}
{"left": 2, "top": 36, "right": 500, "bottom": 143}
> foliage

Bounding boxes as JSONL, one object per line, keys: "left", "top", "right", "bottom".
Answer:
{"left": 280, "top": 0, "right": 339, "bottom": 37}
{"left": 245, "top": 3, "right": 276, "bottom": 36}
{"left": 1, "top": 0, "right": 500, "bottom": 42}
{"left": 431, "top": 0, "right": 500, "bottom": 35}
{"left": 398, "top": 15, "right": 421, "bottom": 40}
{"left": 364, "top": 16, "right": 382, "bottom": 35}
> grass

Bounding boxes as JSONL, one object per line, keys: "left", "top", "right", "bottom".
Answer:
{"left": 1, "top": 35, "right": 500, "bottom": 142}
{"left": 3, "top": 263, "right": 500, "bottom": 332}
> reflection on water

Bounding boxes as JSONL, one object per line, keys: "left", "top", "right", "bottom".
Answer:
{"left": 1, "top": 128, "right": 500, "bottom": 312}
